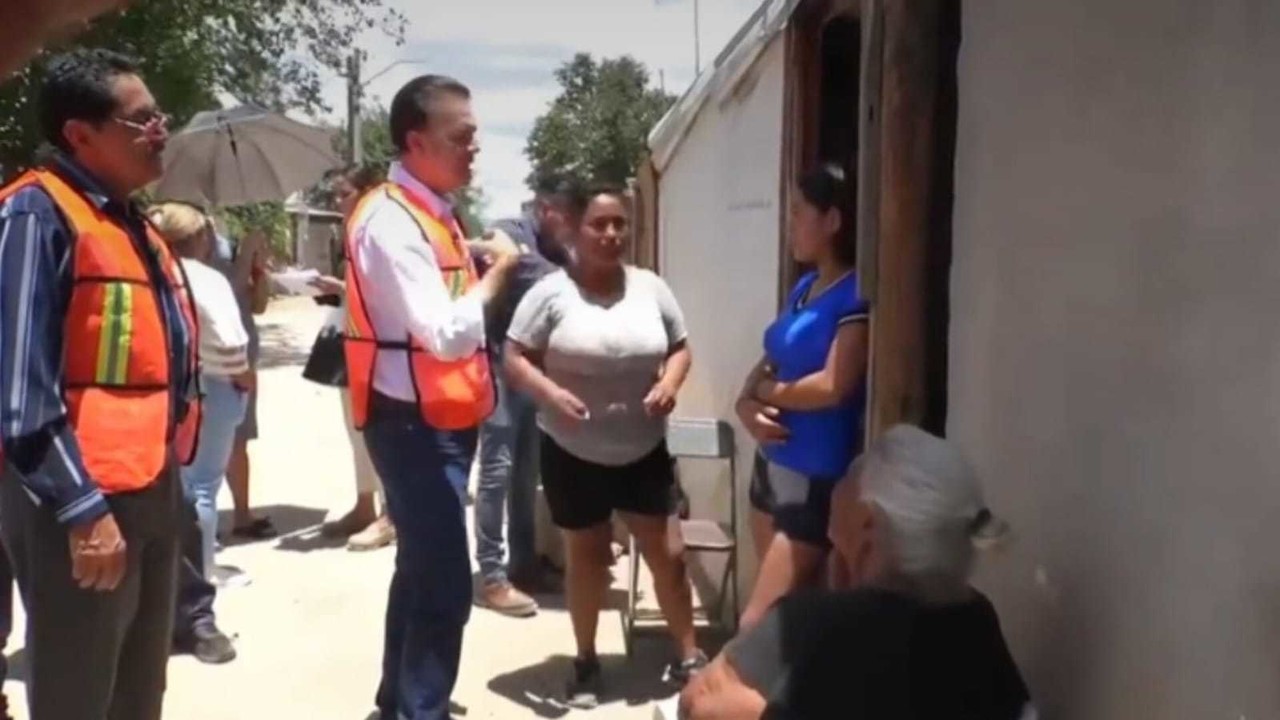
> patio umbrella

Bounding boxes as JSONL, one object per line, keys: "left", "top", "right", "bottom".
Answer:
{"left": 154, "top": 105, "right": 342, "bottom": 207}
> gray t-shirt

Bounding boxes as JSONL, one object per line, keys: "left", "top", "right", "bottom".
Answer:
{"left": 508, "top": 266, "right": 688, "bottom": 466}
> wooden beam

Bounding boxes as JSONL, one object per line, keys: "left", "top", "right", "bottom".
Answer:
{"left": 634, "top": 155, "right": 660, "bottom": 271}
{"left": 867, "top": 0, "right": 943, "bottom": 436}
{"left": 857, "top": 0, "right": 884, "bottom": 303}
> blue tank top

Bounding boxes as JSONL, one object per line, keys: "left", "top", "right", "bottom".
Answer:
{"left": 761, "top": 271, "right": 869, "bottom": 479}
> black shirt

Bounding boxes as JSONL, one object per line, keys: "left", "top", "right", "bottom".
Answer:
{"left": 726, "top": 587, "right": 1030, "bottom": 720}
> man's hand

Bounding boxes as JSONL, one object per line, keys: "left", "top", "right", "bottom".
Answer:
{"left": 678, "top": 654, "right": 767, "bottom": 720}
{"left": 467, "top": 229, "right": 522, "bottom": 268}
{"left": 68, "top": 513, "right": 127, "bottom": 591}
{"left": 644, "top": 381, "right": 678, "bottom": 418}
{"left": 31, "top": 0, "right": 127, "bottom": 28}
{"left": 19, "top": 0, "right": 127, "bottom": 41}
{"left": 231, "top": 370, "right": 256, "bottom": 392}
{"left": 471, "top": 229, "right": 524, "bottom": 305}
{"left": 735, "top": 397, "right": 789, "bottom": 445}
{"left": 3, "top": 0, "right": 128, "bottom": 77}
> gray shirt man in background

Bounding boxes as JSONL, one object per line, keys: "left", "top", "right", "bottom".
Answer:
{"left": 473, "top": 179, "right": 572, "bottom": 617}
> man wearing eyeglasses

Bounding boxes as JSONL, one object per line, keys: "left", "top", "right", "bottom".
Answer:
{"left": 0, "top": 49, "right": 196, "bottom": 720}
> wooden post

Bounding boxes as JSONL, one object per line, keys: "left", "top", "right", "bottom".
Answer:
{"left": 777, "top": 25, "right": 801, "bottom": 308}
{"left": 867, "top": 0, "right": 943, "bottom": 436}
{"left": 634, "top": 155, "right": 660, "bottom": 272}
{"left": 857, "top": 0, "right": 884, "bottom": 303}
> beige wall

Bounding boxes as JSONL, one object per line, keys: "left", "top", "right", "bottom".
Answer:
{"left": 950, "top": 1, "right": 1280, "bottom": 717}
{"left": 659, "top": 36, "right": 788, "bottom": 604}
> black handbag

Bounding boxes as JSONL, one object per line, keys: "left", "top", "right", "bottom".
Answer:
{"left": 302, "top": 306, "right": 347, "bottom": 387}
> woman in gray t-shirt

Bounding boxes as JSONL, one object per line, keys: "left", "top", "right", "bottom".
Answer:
{"left": 505, "top": 184, "right": 705, "bottom": 707}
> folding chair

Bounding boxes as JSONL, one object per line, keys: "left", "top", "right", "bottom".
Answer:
{"left": 622, "top": 417, "right": 738, "bottom": 656}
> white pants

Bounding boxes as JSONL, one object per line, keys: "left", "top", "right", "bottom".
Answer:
{"left": 341, "top": 389, "right": 382, "bottom": 495}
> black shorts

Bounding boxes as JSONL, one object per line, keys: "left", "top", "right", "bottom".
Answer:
{"left": 749, "top": 452, "right": 837, "bottom": 548}
{"left": 540, "top": 433, "right": 678, "bottom": 531}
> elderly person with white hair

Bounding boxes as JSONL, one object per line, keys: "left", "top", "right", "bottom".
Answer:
{"left": 675, "top": 425, "right": 1030, "bottom": 720}
{"left": 149, "top": 202, "right": 246, "bottom": 665}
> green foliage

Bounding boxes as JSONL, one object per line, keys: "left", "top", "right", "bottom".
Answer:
{"left": 216, "top": 202, "right": 291, "bottom": 259}
{"left": 525, "top": 54, "right": 675, "bottom": 191}
{"left": 0, "top": 0, "right": 405, "bottom": 176}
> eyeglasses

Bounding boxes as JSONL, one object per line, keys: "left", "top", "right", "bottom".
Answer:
{"left": 112, "top": 111, "right": 172, "bottom": 137}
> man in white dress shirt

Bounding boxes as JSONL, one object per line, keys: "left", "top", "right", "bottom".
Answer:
{"left": 344, "top": 75, "right": 519, "bottom": 720}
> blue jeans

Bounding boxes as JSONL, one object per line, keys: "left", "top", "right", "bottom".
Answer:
{"left": 180, "top": 375, "right": 247, "bottom": 577}
{"left": 174, "top": 485, "right": 218, "bottom": 638}
{"left": 474, "top": 369, "right": 539, "bottom": 585}
{"left": 362, "top": 394, "right": 476, "bottom": 720}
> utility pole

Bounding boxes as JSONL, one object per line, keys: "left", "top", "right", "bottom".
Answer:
{"left": 693, "top": 0, "right": 702, "bottom": 74}
{"left": 346, "top": 53, "right": 363, "bottom": 165}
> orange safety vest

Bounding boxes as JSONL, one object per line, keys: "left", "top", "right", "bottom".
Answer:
{"left": 343, "top": 181, "right": 495, "bottom": 430}
{"left": 0, "top": 169, "right": 201, "bottom": 494}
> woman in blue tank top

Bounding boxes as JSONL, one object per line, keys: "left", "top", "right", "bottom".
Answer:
{"left": 734, "top": 164, "right": 870, "bottom": 631}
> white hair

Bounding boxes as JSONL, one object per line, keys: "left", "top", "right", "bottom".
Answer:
{"left": 857, "top": 425, "right": 1008, "bottom": 592}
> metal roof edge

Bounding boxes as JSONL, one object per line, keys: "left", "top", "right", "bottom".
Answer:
{"left": 647, "top": 0, "right": 804, "bottom": 172}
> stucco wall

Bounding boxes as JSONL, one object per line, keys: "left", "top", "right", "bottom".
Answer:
{"left": 950, "top": 2, "right": 1280, "bottom": 716}
{"left": 659, "top": 36, "right": 787, "bottom": 603}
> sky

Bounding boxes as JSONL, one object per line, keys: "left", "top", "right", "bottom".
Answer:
{"left": 313, "top": 0, "right": 763, "bottom": 219}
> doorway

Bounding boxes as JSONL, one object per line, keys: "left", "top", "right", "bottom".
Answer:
{"left": 783, "top": 0, "right": 960, "bottom": 439}
{"left": 781, "top": 8, "right": 861, "bottom": 292}
{"left": 864, "top": 0, "right": 960, "bottom": 438}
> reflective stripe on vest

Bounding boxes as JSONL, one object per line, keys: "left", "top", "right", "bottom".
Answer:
{"left": 96, "top": 281, "right": 135, "bottom": 385}
{"left": 0, "top": 169, "right": 202, "bottom": 493}
{"left": 342, "top": 181, "right": 496, "bottom": 431}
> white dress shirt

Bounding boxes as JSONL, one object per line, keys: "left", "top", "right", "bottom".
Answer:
{"left": 181, "top": 258, "right": 250, "bottom": 377}
{"left": 349, "top": 162, "right": 487, "bottom": 402}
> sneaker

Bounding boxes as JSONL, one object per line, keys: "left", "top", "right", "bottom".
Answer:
{"left": 176, "top": 625, "right": 237, "bottom": 665}
{"left": 664, "top": 650, "right": 709, "bottom": 687}
{"left": 475, "top": 581, "right": 538, "bottom": 618}
{"left": 348, "top": 515, "right": 396, "bottom": 552}
{"left": 564, "top": 656, "right": 602, "bottom": 710}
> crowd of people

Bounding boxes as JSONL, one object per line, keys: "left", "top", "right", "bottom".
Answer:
{"left": 0, "top": 4, "right": 1033, "bottom": 720}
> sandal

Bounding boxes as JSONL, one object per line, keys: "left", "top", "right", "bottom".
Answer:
{"left": 230, "top": 517, "right": 277, "bottom": 539}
